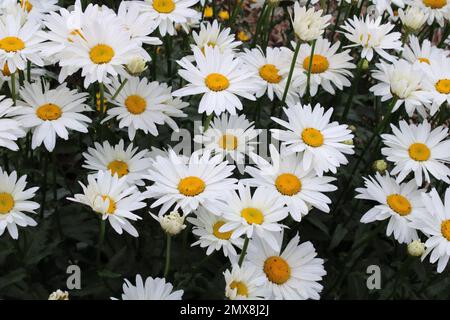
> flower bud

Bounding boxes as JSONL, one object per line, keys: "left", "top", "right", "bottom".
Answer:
{"left": 48, "top": 290, "right": 69, "bottom": 300}
{"left": 151, "top": 211, "right": 186, "bottom": 236}
{"left": 407, "top": 239, "right": 425, "bottom": 257}
{"left": 125, "top": 57, "right": 148, "bottom": 77}
{"left": 398, "top": 6, "right": 428, "bottom": 33}
{"left": 372, "top": 159, "right": 388, "bottom": 174}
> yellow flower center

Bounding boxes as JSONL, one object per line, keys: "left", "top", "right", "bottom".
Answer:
{"left": 303, "top": 54, "right": 329, "bottom": 74}
{"left": 205, "top": 73, "right": 230, "bottom": 92}
{"left": 153, "top": 0, "right": 175, "bottom": 13}
{"left": 386, "top": 194, "right": 412, "bottom": 216}
{"left": 107, "top": 160, "right": 129, "bottom": 178}
{"left": 21, "top": 0, "right": 33, "bottom": 12}
{"left": 2, "top": 63, "right": 11, "bottom": 77}
{"left": 275, "top": 173, "right": 302, "bottom": 196}
{"left": 441, "top": 219, "right": 450, "bottom": 241}
{"left": 259, "top": 64, "right": 282, "bottom": 84}
{"left": 212, "top": 221, "right": 233, "bottom": 240}
{"left": 125, "top": 95, "right": 147, "bottom": 114}
{"left": 263, "top": 256, "right": 291, "bottom": 285}
{"left": 237, "top": 31, "right": 250, "bottom": 42}
{"left": 418, "top": 57, "right": 431, "bottom": 64}
{"left": 218, "top": 134, "right": 238, "bottom": 150}
{"left": 230, "top": 281, "right": 249, "bottom": 297}
{"left": 89, "top": 44, "right": 115, "bottom": 64}
{"left": 203, "top": 6, "right": 213, "bottom": 18}
{"left": 0, "top": 36, "right": 25, "bottom": 52}
{"left": 178, "top": 176, "right": 206, "bottom": 197}
{"left": 241, "top": 207, "right": 264, "bottom": 225}
{"left": 218, "top": 10, "right": 229, "bottom": 20}
{"left": 0, "top": 192, "right": 14, "bottom": 214}
{"left": 435, "top": 79, "right": 450, "bottom": 94}
{"left": 101, "top": 195, "right": 116, "bottom": 214}
{"left": 302, "top": 128, "right": 324, "bottom": 147}
{"left": 422, "top": 0, "right": 447, "bottom": 9}
{"left": 36, "top": 103, "right": 62, "bottom": 121}
{"left": 408, "top": 143, "right": 431, "bottom": 161}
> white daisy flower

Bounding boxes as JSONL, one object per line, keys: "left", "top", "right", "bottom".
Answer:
{"left": 191, "top": 20, "right": 241, "bottom": 55}
{"left": 355, "top": 172, "right": 424, "bottom": 244}
{"left": 410, "top": 187, "right": 450, "bottom": 273}
{"left": 116, "top": 1, "right": 162, "bottom": 46}
{"left": 372, "top": 0, "right": 406, "bottom": 15}
{"left": 12, "top": 82, "right": 91, "bottom": 152}
{"left": 381, "top": 120, "right": 450, "bottom": 186}
{"left": 19, "top": 0, "right": 60, "bottom": 21}
{"left": 422, "top": 55, "right": 450, "bottom": 115}
{"left": 340, "top": 15, "right": 402, "bottom": 62}
{"left": 57, "top": 20, "right": 150, "bottom": 87}
{"left": 0, "top": 95, "right": 25, "bottom": 151}
{"left": 291, "top": 2, "right": 331, "bottom": 42}
{"left": 146, "top": 149, "right": 237, "bottom": 215}
{"left": 187, "top": 206, "right": 243, "bottom": 257}
{"left": 104, "top": 77, "right": 188, "bottom": 140}
{"left": 288, "top": 37, "right": 355, "bottom": 97}
{"left": 240, "top": 46, "right": 299, "bottom": 103}
{"left": 409, "top": 0, "right": 450, "bottom": 26}
{"left": 82, "top": 140, "right": 152, "bottom": 186}
{"left": 0, "top": 13, "right": 45, "bottom": 73}
{"left": 68, "top": 170, "right": 146, "bottom": 237}
{"left": 223, "top": 263, "right": 268, "bottom": 300}
{"left": 137, "top": 0, "right": 199, "bottom": 36}
{"left": 271, "top": 103, "right": 354, "bottom": 176}
{"left": 370, "top": 59, "right": 432, "bottom": 117}
{"left": 193, "top": 113, "right": 260, "bottom": 166}
{"left": 219, "top": 184, "right": 287, "bottom": 251}
{"left": 0, "top": 168, "right": 39, "bottom": 240}
{"left": 403, "top": 36, "right": 444, "bottom": 66}
{"left": 245, "top": 232, "right": 326, "bottom": 300}
{"left": 173, "top": 46, "right": 261, "bottom": 116}
{"left": 245, "top": 145, "right": 337, "bottom": 221}
{"left": 113, "top": 275, "right": 183, "bottom": 300}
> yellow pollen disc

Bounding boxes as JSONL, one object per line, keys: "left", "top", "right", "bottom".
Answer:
{"left": 219, "top": 134, "right": 238, "bottom": 150}
{"left": 2, "top": 63, "right": 11, "bottom": 77}
{"left": 418, "top": 57, "right": 431, "bottom": 64}
{"left": 212, "top": 221, "right": 233, "bottom": 240}
{"left": 0, "top": 36, "right": 25, "bottom": 52}
{"left": 0, "top": 192, "right": 14, "bottom": 214}
{"left": 205, "top": 73, "right": 230, "bottom": 92}
{"left": 101, "top": 195, "right": 116, "bottom": 214}
{"left": 241, "top": 207, "right": 264, "bottom": 225}
{"left": 275, "top": 173, "right": 301, "bottom": 196}
{"left": 230, "top": 281, "right": 249, "bottom": 297}
{"left": 178, "top": 176, "right": 206, "bottom": 197}
{"left": 36, "top": 103, "right": 62, "bottom": 121}
{"left": 408, "top": 143, "right": 431, "bottom": 161}
{"left": 153, "top": 0, "right": 175, "bottom": 13}
{"left": 386, "top": 194, "right": 412, "bottom": 216}
{"left": 264, "top": 256, "right": 291, "bottom": 285}
{"left": 89, "top": 44, "right": 115, "bottom": 64}
{"left": 125, "top": 95, "right": 147, "bottom": 114}
{"left": 21, "top": 0, "right": 33, "bottom": 12}
{"left": 422, "top": 0, "right": 447, "bottom": 9}
{"left": 302, "top": 128, "right": 324, "bottom": 147}
{"left": 441, "top": 220, "right": 450, "bottom": 241}
{"left": 259, "top": 64, "right": 282, "bottom": 84}
{"left": 435, "top": 79, "right": 450, "bottom": 94}
{"left": 107, "top": 160, "right": 129, "bottom": 178}
{"left": 203, "top": 6, "right": 213, "bottom": 18}
{"left": 303, "top": 54, "right": 329, "bottom": 74}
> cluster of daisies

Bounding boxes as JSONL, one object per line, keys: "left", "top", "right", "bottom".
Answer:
{"left": 0, "top": 0, "right": 448, "bottom": 300}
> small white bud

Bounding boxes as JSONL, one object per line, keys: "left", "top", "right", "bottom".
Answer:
{"left": 48, "top": 290, "right": 69, "bottom": 300}
{"left": 407, "top": 240, "right": 425, "bottom": 257}
{"left": 151, "top": 211, "right": 186, "bottom": 236}
{"left": 125, "top": 57, "right": 148, "bottom": 77}
{"left": 398, "top": 6, "right": 428, "bottom": 33}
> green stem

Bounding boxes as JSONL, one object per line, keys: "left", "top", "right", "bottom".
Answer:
{"left": 11, "top": 72, "right": 16, "bottom": 105}
{"left": 305, "top": 40, "right": 317, "bottom": 102}
{"left": 99, "top": 82, "right": 105, "bottom": 115}
{"left": 238, "top": 237, "right": 249, "bottom": 267}
{"left": 26, "top": 61, "right": 31, "bottom": 83}
{"left": 229, "top": 0, "right": 244, "bottom": 26}
{"left": 52, "top": 152, "right": 63, "bottom": 238}
{"left": 164, "top": 234, "right": 172, "bottom": 278}
{"left": 341, "top": 59, "right": 365, "bottom": 121}
{"left": 251, "top": 2, "right": 268, "bottom": 48}
{"left": 164, "top": 35, "right": 172, "bottom": 84}
{"left": 96, "top": 218, "right": 106, "bottom": 268}
{"left": 281, "top": 41, "right": 301, "bottom": 105}
{"left": 111, "top": 78, "right": 128, "bottom": 100}
{"left": 203, "top": 113, "right": 214, "bottom": 132}
{"left": 39, "top": 152, "right": 48, "bottom": 218}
